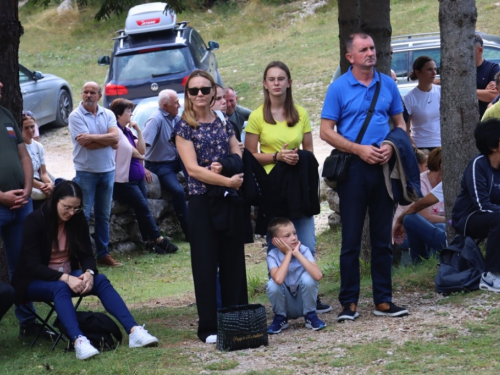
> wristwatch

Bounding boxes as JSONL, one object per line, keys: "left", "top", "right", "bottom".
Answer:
{"left": 85, "top": 269, "right": 95, "bottom": 276}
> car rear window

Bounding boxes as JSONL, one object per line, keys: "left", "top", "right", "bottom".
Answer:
{"left": 115, "top": 47, "right": 190, "bottom": 81}
{"left": 484, "top": 46, "right": 500, "bottom": 65}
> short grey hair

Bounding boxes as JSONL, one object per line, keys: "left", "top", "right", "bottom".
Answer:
{"left": 158, "top": 89, "right": 177, "bottom": 106}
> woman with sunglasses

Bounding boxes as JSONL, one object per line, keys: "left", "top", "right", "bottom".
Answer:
{"left": 11, "top": 181, "right": 159, "bottom": 360}
{"left": 175, "top": 70, "right": 248, "bottom": 343}
{"left": 245, "top": 61, "right": 330, "bottom": 313}
{"left": 109, "top": 98, "right": 178, "bottom": 254}
{"left": 22, "top": 113, "right": 54, "bottom": 210}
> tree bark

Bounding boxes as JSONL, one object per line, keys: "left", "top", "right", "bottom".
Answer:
{"left": 337, "top": 0, "right": 392, "bottom": 262}
{"left": 0, "top": 0, "right": 22, "bottom": 283}
{"left": 439, "top": 0, "right": 478, "bottom": 239}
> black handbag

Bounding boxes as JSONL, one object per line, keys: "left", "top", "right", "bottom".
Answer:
{"left": 216, "top": 304, "right": 269, "bottom": 351}
{"left": 322, "top": 72, "right": 382, "bottom": 184}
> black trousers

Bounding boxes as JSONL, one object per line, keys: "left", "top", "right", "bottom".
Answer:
{"left": 188, "top": 195, "right": 248, "bottom": 342}
{"left": 0, "top": 282, "right": 15, "bottom": 322}
{"left": 465, "top": 211, "right": 500, "bottom": 273}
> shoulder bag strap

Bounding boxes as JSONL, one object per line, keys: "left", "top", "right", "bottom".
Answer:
{"left": 354, "top": 71, "right": 382, "bottom": 144}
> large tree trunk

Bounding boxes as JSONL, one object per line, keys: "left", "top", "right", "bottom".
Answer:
{"left": 439, "top": 0, "right": 478, "bottom": 239}
{"left": 0, "top": 0, "right": 23, "bottom": 282}
{"left": 337, "top": 0, "right": 391, "bottom": 262}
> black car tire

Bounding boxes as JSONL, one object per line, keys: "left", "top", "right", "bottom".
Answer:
{"left": 53, "top": 88, "right": 73, "bottom": 127}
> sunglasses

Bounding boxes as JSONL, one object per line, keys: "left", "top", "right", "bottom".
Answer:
{"left": 187, "top": 86, "right": 212, "bottom": 96}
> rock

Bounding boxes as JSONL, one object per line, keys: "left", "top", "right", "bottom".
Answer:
{"left": 158, "top": 216, "right": 181, "bottom": 237}
{"left": 109, "top": 222, "right": 129, "bottom": 244}
{"left": 127, "top": 221, "right": 143, "bottom": 242}
{"left": 326, "top": 188, "right": 340, "bottom": 213}
{"left": 57, "top": 0, "right": 77, "bottom": 15}
{"left": 160, "top": 188, "right": 173, "bottom": 202}
{"left": 148, "top": 199, "right": 170, "bottom": 220}
{"left": 328, "top": 212, "right": 341, "bottom": 230}
{"left": 113, "top": 213, "right": 135, "bottom": 226}
{"left": 111, "top": 241, "right": 136, "bottom": 254}
{"left": 111, "top": 200, "right": 130, "bottom": 215}
{"left": 318, "top": 165, "right": 328, "bottom": 202}
{"left": 145, "top": 173, "right": 162, "bottom": 199}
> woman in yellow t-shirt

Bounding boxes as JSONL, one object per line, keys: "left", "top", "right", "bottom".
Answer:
{"left": 245, "top": 61, "right": 331, "bottom": 313}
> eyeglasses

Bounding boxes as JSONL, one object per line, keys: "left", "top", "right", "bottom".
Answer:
{"left": 60, "top": 202, "right": 83, "bottom": 214}
{"left": 187, "top": 86, "right": 212, "bottom": 96}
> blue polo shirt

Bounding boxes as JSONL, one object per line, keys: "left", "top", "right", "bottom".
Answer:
{"left": 321, "top": 67, "right": 403, "bottom": 146}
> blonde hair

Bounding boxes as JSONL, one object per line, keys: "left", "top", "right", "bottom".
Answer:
{"left": 181, "top": 70, "right": 216, "bottom": 128}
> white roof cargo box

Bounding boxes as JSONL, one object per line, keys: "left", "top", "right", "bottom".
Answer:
{"left": 125, "top": 2, "right": 177, "bottom": 35}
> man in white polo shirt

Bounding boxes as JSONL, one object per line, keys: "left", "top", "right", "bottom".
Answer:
{"left": 69, "top": 82, "right": 121, "bottom": 267}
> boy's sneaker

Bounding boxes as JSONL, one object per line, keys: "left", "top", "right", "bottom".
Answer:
{"left": 129, "top": 325, "right": 159, "bottom": 348}
{"left": 267, "top": 315, "right": 289, "bottom": 334}
{"left": 337, "top": 303, "right": 359, "bottom": 322}
{"left": 373, "top": 302, "right": 409, "bottom": 317}
{"left": 316, "top": 297, "right": 333, "bottom": 314}
{"left": 304, "top": 311, "right": 326, "bottom": 331}
{"left": 75, "top": 336, "right": 99, "bottom": 360}
{"left": 480, "top": 272, "right": 500, "bottom": 293}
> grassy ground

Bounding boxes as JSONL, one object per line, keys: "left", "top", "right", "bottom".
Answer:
{"left": 5, "top": 0, "right": 500, "bottom": 373}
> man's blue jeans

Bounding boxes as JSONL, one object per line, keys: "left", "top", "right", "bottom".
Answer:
{"left": 26, "top": 270, "right": 137, "bottom": 340}
{"left": 267, "top": 272, "right": 318, "bottom": 319}
{"left": 113, "top": 179, "right": 160, "bottom": 241}
{"left": 145, "top": 160, "right": 188, "bottom": 234}
{"left": 403, "top": 213, "right": 446, "bottom": 263}
{"left": 0, "top": 200, "right": 35, "bottom": 325}
{"left": 75, "top": 171, "right": 114, "bottom": 259}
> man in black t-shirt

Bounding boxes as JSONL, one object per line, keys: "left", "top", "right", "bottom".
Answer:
{"left": 475, "top": 34, "right": 500, "bottom": 118}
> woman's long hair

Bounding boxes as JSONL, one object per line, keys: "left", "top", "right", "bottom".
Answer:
{"left": 262, "top": 61, "right": 299, "bottom": 127}
{"left": 182, "top": 70, "right": 216, "bottom": 128}
{"left": 47, "top": 181, "right": 87, "bottom": 257}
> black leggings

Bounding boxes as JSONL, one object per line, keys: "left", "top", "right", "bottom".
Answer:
{"left": 465, "top": 211, "right": 500, "bottom": 273}
{"left": 188, "top": 195, "right": 248, "bottom": 342}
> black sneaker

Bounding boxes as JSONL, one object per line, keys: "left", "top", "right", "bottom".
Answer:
{"left": 153, "top": 238, "right": 178, "bottom": 254}
{"left": 19, "top": 321, "right": 56, "bottom": 340}
{"left": 337, "top": 303, "right": 359, "bottom": 322}
{"left": 373, "top": 302, "right": 409, "bottom": 317}
{"left": 316, "top": 297, "right": 332, "bottom": 314}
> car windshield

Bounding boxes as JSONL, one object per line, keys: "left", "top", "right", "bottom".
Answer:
{"left": 115, "top": 48, "right": 189, "bottom": 81}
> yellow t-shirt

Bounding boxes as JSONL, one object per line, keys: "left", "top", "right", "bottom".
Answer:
{"left": 246, "top": 104, "right": 312, "bottom": 173}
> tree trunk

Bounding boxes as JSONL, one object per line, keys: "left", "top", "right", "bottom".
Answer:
{"left": 439, "top": 0, "right": 478, "bottom": 240}
{"left": 0, "top": 0, "right": 22, "bottom": 282}
{"left": 337, "top": 0, "right": 392, "bottom": 262}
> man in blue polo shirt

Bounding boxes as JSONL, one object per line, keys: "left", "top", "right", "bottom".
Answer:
{"left": 475, "top": 34, "right": 500, "bottom": 119}
{"left": 320, "top": 32, "right": 409, "bottom": 322}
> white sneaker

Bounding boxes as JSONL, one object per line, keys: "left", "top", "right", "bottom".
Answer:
{"left": 129, "top": 325, "right": 159, "bottom": 348}
{"left": 205, "top": 334, "right": 217, "bottom": 344}
{"left": 74, "top": 336, "right": 99, "bottom": 360}
{"left": 480, "top": 272, "right": 500, "bottom": 293}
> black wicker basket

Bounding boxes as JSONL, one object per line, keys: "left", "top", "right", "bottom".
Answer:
{"left": 216, "top": 304, "right": 269, "bottom": 351}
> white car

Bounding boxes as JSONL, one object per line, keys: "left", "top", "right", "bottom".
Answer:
{"left": 132, "top": 94, "right": 185, "bottom": 130}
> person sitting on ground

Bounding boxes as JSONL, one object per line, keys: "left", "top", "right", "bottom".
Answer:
{"left": 266, "top": 218, "right": 326, "bottom": 334}
{"left": 110, "top": 98, "right": 178, "bottom": 255}
{"left": 452, "top": 118, "right": 500, "bottom": 292}
{"left": 400, "top": 147, "right": 445, "bottom": 263}
{"left": 22, "top": 112, "right": 54, "bottom": 210}
{"left": 11, "top": 181, "right": 159, "bottom": 360}
{"left": 393, "top": 182, "right": 445, "bottom": 258}
{"left": 0, "top": 282, "right": 15, "bottom": 323}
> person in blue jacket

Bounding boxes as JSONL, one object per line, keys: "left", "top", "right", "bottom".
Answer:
{"left": 452, "top": 118, "right": 500, "bottom": 292}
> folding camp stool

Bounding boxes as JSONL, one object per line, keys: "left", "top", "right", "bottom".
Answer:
{"left": 25, "top": 295, "right": 84, "bottom": 351}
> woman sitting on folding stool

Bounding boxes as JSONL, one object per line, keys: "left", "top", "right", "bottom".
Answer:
{"left": 11, "top": 181, "right": 158, "bottom": 360}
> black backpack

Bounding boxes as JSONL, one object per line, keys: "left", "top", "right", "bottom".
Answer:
{"left": 435, "top": 235, "right": 485, "bottom": 295}
{"left": 54, "top": 311, "right": 123, "bottom": 351}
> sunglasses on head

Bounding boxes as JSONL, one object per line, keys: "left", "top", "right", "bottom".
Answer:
{"left": 187, "top": 86, "right": 212, "bottom": 96}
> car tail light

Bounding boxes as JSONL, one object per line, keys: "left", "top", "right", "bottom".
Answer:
{"left": 182, "top": 76, "right": 189, "bottom": 87}
{"left": 105, "top": 84, "right": 129, "bottom": 96}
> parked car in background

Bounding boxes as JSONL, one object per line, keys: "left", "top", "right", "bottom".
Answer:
{"left": 98, "top": 2, "right": 222, "bottom": 108}
{"left": 132, "top": 94, "right": 185, "bottom": 130}
{"left": 20, "top": 63, "right": 73, "bottom": 127}
{"left": 331, "top": 31, "right": 500, "bottom": 86}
